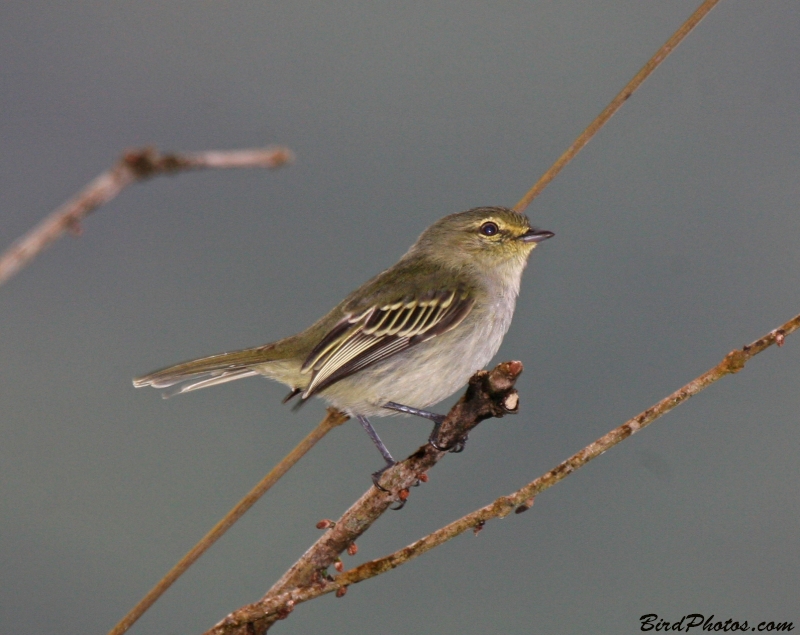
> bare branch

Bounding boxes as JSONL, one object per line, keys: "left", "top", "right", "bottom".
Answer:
{"left": 0, "top": 145, "right": 293, "bottom": 288}
{"left": 513, "top": 0, "right": 721, "bottom": 213}
{"left": 206, "top": 361, "right": 524, "bottom": 635}
{"left": 205, "top": 313, "right": 799, "bottom": 633}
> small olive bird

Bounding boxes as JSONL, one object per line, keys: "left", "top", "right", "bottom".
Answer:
{"left": 134, "top": 207, "right": 553, "bottom": 478}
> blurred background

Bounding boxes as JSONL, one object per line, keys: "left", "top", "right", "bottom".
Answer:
{"left": 2, "top": 1, "right": 799, "bottom": 633}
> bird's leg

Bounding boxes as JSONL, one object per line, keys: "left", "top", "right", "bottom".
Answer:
{"left": 382, "top": 401, "right": 466, "bottom": 453}
{"left": 357, "top": 415, "right": 396, "bottom": 491}
{"left": 383, "top": 401, "right": 445, "bottom": 423}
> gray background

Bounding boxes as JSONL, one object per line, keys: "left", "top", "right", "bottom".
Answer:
{"left": 2, "top": 1, "right": 799, "bottom": 633}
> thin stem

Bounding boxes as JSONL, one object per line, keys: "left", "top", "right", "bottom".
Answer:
{"left": 107, "top": 408, "right": 347, "bottom": 635}
{"left": 338, "top": 324, "right": 797, "bottom": 585}
{"left": 0, "top": 145, "right": 293, "bottom": 288}
{"left": 513, "top": 0, "right": 721, "bottom": 213}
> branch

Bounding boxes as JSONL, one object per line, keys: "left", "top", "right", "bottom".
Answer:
{"left": 206, "top": 361, "right": 524, "bottom": 635}
{"left": 0, "top": 145, "right": 294, "bottom": 288}
{"left": 513, "top": 0, "right": 721, "bottom": 213}
{"left": 107, "top": 408, "right": 346, "bottom": 635}
{"left": 206, "top": 313, "right": 799, "bottom": 633}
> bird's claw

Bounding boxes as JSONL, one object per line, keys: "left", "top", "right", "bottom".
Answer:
{"left": 429, "top": 426, "right": 469, "bottom": 453}
{"left": 371, "top": 462, "right": 395, "bottom": 492}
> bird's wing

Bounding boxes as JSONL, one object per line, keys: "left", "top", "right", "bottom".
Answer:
{"left": 299, "top": 288, "right": 474, "bottom": 398}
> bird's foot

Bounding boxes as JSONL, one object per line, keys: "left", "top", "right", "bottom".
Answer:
{"left": 428, "top": 418, "right": 469, "bottom": 453}
{"left": 370, "top": 462, "right": 412, "bottom": 510}
{"left": 370, "top": 461, "right": 395, "bottom": 492}
{"left": 381, "top": 401, "right": 468, "bottom": 453}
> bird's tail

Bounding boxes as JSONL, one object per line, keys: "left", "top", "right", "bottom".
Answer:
{"left": 133, "top": 341, "right": 298, "bottom": 398}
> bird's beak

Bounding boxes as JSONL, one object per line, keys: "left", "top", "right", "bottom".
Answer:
{"left": 519, "top": 228, "right": 554, "bottom": 243}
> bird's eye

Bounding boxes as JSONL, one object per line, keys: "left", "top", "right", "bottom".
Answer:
{"left": 479, "top": 221, "right": 499, "bottom": 237}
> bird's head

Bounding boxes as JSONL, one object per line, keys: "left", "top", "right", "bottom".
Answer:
{"left": 410, "top": 206, "right": 553, "bottom": 274}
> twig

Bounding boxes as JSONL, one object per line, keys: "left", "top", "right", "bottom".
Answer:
{"left": 0, "top": 145, "right": 294, "bottom": 288}
{"left": 206, "top": 314, "right": 799, "bottom": 633}
{"left": 206, "top": 362, "right": 524, "bottom": 635}
{"left": 107, "top": 408, "right": 346, "bottom": 635}
{"left": 513, "top": 0, "right": 721, "bottom": 213}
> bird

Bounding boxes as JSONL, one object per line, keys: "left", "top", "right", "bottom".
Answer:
{"left": 134, "top": 206, "right": 553, "bottom": 479}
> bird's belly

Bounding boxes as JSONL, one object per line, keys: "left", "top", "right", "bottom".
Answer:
{"left": 320, "top": 302, "right": 514, "bottom": 418}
